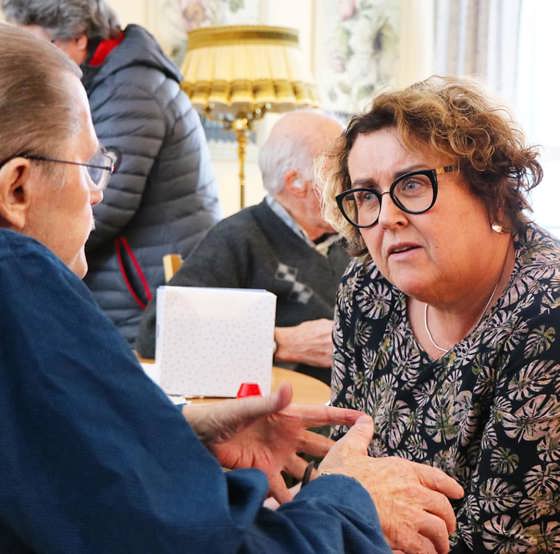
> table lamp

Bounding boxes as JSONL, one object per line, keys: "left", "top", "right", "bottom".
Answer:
{"left": 181, "top": 25, "right": 318, "bottom": 208}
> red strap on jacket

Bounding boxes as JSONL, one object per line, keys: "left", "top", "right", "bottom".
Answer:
{"left": 115, "top": 236, "right": 153, "bottom": 310}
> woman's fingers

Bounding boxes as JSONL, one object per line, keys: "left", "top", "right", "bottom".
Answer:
{"left": 383, "top": 517, "right": 438, "bottom": 554}
{"left": 422, "top": 487, "right": 459, "bottom": 535}
{"left": 414, "top": 462, "right": 464, "bottom": 500}
{"left": 416, "top": 511, "right": 453, "bottom": 554}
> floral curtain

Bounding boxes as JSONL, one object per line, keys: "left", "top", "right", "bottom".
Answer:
{"left": 433, "top": 0, "right": 522, "bottom": 104}
{"left": 313, "top": 0, "right": 400, "bottom": 115}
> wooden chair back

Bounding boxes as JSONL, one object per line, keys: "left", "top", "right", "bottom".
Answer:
{"left": 163, "top": 254, "right": 182, "bottom": 283}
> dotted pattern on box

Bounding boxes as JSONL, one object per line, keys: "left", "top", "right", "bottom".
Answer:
{"left": 155, "top": 287, "right": 276, "bottom": 397}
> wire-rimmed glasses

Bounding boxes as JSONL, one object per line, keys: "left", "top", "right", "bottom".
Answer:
{"left": 23, "top": 147, "right": 121, "bottom": 191}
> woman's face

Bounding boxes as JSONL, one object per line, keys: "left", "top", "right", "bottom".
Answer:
{"left": 346, "top": 127, "right": 498, "bottom": 303}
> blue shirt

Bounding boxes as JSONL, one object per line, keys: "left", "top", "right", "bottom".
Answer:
{"left": 0, "top": 230, "right": 389, "bottom": 553}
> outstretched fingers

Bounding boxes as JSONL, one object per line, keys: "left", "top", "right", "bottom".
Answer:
{"left": 282, "top": 403, "right": 365, "bottom": 429}
{"left": 268, "top": 472, "right": 293, "bottom": 505}
{"left": 297, "top": 430, "right": 334, "bottom": 458}
{"left": 230, "top": 382, "right": 293, "bottom": 422}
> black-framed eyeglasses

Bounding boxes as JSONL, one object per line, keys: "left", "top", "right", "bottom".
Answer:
{"left": 22, "top": 147, "right": 121, "bottom": 191}
{"left": 336, "top": 165, "right": 459, "bottom": 229}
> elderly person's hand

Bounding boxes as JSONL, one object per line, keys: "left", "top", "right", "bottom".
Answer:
{"left": 182, "top": 383, "right": 362, "bottom": 503}
{"left": 274, "top": 318, "right": 334, "bottom": 368}
{"left": 317, "top": 416, "right": 464, "bottom": 554}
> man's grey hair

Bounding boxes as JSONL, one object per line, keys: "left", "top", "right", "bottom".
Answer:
{"left": 0, "top": 23, "right": 82, "bottom": 165}
{"left": 1, "top": 0, "right": 121, "bottom": 40}
{"left": 258, "top": 127, "right": 315, "bottom": 195}
{"left": 258, "top": 111, "right": 343, "bottom": 196}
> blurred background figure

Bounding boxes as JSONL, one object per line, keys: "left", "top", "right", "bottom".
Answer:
{"left": 137, "top": 111, "right": 348, "bottom": 384}
{"left": 2, "top": 0, "right": 221, "bottom": 344}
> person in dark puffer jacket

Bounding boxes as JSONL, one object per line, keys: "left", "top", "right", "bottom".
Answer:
{"left": 2, "top": 0, "right": 221, "bottom": 344}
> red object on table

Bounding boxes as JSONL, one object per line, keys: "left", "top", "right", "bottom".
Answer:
{"left": 236, "top": 383, "right": 262, "bottom": 398}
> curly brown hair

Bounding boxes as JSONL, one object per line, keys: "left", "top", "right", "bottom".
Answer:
{"left": 322, "top": 75, "right": 543, "bottom": 256}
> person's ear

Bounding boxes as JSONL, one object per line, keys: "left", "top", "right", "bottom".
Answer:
{"left": 75, "top": 33, "right": 88, "bottom": 55}
{"left": 0, "top": 158, "right": 34, "bottom": 230}
{"left": 54, "top": 33, "right": 89, "bottom": 65}
{"left": 284, "top": 170, "right": 308, "bottom": 198}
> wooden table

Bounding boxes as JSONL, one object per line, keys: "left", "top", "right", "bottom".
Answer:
{"left": 138, "top": 357, "right": 330, "bottom": 405}
{"left": 272, "top": 367, "right": 330, "bottom": 405}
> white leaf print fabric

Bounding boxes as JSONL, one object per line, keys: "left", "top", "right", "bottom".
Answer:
{"left": 331, "top": 224, "right": 560, "bottom": 552}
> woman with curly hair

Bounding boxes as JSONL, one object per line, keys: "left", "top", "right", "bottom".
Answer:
{"left": 323, "top": 76, "right": 560, "bottom": 552}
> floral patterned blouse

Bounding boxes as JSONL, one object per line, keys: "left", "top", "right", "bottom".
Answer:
{"left": 331, "top": 224, "right": 560, "bottom": 552}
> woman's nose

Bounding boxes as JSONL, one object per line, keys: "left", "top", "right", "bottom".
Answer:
{"left": 377, "top": 192, "right": 407, "bottom": 229}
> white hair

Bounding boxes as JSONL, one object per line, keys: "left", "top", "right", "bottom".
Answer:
{"left": 258, "top": 133, "right": 313, "bottom": 195}
{"left": 258, "top": 110, "right": 342, "bottom": 195}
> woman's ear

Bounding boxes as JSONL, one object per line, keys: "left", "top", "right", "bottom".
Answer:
{"left": 0, "top": 158, "right": 33, "bottom": 230}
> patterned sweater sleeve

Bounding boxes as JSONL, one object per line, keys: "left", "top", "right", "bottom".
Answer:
{"left": 460, "top": 308, "right": 560, "bottom": 552}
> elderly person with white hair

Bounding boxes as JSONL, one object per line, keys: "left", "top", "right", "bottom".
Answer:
{"left": 137, "top": 111, "right": 349, "bottom": 384}
{"left": 0, "top": 24, "right": 466, "bottom": 554}
{"left": 2, "top": 0, "right": 221, "bottom": 344}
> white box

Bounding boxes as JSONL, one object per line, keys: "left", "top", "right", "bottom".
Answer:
{"left": 155, "top": 286, "right": 276, "bottom": 397}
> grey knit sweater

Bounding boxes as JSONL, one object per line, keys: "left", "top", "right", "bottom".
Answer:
{"left": 136, "top": 200, "right": 350, "bottom": 383}
{"left": 82, "top": 25, "right": 220, "bottom": 344}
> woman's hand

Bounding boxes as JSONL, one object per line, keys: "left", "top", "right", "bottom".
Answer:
{"left": 318, "top": 416, "right": 464, "bottom": 554}
{"left": 181, "top": 384, "right": 362, "bottom": 503}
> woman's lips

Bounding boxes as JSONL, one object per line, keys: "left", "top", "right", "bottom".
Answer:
{"left": 387, "top": 243, "right": 422, "bottom": 258}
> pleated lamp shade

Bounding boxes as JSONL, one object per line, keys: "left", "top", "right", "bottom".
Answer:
{"left": 181, "top": 25, "right": 318, "bottom": 116}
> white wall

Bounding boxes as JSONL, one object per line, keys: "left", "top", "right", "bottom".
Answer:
{"left": 398, "top": 0, "right": 434, "bottom": 87}
{"left": 108, "top": 0, "right": 149, "bottom": 26}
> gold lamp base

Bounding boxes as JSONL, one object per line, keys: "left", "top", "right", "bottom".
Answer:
{"left": 205, "top": 106, "right": 269, "bottom": 209}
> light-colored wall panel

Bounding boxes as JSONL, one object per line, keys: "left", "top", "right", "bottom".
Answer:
{"left": 109, "top": 0, "right": 149, "bottom": 28}
{"left": 398, "top": 0, "right": 434, "bottom": 87}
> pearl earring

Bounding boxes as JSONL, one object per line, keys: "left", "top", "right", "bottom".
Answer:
{"left": 491, "top": 223, "right": 503, "bottom": 233}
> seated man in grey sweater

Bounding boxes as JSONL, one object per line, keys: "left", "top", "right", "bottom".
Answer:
{"left": 136, "top": 111, "right": 348, "bottom": 384}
